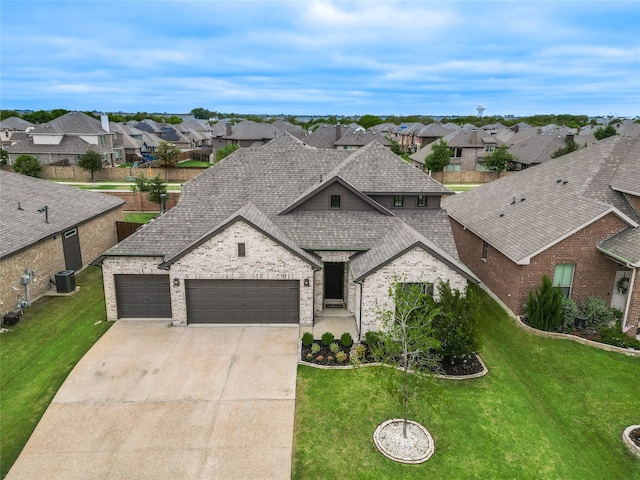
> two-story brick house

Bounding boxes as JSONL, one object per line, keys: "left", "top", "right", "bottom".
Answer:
{"left": 95, "top": 135, "right": 477, "bottom": 340}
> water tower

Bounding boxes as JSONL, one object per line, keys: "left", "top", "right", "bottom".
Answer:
{"left": 477, "top": 105, "right": 486, "bottom": 117}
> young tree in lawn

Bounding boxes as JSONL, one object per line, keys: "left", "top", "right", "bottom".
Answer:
{"left": 482, "top": 144, "right": 515, "bottom": 172}
{"left": 78, "top": 149, "right": 103, "bottom": 181}
{"left": 146, "top": 175, "right": 167, "bottom": 205}
{"left": 13, "top": 154, "right": 43, "bottom": 177}
{"left": 371, "top": 280, "right": 441, "bottom": 437}
{"left": 155, "top": 140, "right": 181, "bottom": 168}
{"left": 424, "top": 139, "right": 450, "bottom": 172}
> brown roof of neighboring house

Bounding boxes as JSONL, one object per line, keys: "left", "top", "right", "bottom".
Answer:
{"left": 444, "top": 135, "right": 640, "bottom": 265}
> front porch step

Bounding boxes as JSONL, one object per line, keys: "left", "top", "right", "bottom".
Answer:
{"left": 310, "top": 311, "right": 358, "bottom": 341}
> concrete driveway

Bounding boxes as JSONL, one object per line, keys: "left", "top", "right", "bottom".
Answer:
{"left": 7, "top": 322, "right": 300, "bottom": 480}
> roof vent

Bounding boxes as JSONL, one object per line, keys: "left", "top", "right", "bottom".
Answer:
{"left": 511, "top": 197, "right": 516, "bottom": 205}
{"left": 17, "top": 202, "right": 23, "bottom": 210}
{"left": 563, "top": 181, "right": 568, "bottom": 185}
{"left": 499, "top": 213, "right": 505, "bottom": 217}
{"left": 557, "top": 179, "right": 562, "bottom": 183}
{"left": 521, "top": 198, "right": 526, "bottom": 202}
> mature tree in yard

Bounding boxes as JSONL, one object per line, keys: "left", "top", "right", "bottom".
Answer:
{"left": 13, "top": 154, "right": 43, "bottom": 177}
{"left": 155, "top": 140, "right": 181, "bottom": 168}
{"left": 78, "top": 149, "right": 103, "bottom": 180}
{"left": 594, "top": 125, "right": 617, "bottom": 140}
{"left": 424, "top": 139, "right": 450, "bottom": 172}
{"left": 358, "top": 114, "right": 384, "bottom": 129}
{"left": 371, "top": 280, "right": 441, "bottom": 438}
{"left": 482, "top": 144, "right": 515, "bottom": 172}
{"left": 551, "top": 140, "right": 579, "bottom": 158}
{"left": 0, "top": 149, "right": 8, "bottom": 166}
{"left": 215, "top": 144, "right": 239, "bottom": 163}
{"left": 146, "top": 175, "right": 167, "bottom": 205}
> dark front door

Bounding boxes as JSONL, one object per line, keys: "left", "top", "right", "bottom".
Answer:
{"left": 185, "top": 279, "right": 299, "bottom": 324}
{"left": 324, "top": 262, "right": 344, "bottom": 300}
{"left": 62, "top": 227, "right": 82, "bottom": 271}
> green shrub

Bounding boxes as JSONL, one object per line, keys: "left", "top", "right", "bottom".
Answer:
{"left": 13, "top": 154, "right": 43, "bottom": 177}
{"left": 321, "top": 332, "right": 335, "bottom": 346}
{"left": 431, "top": 280, "right": 481, "bottom": 359}
{"left": 311, "top": 343, "right": 321, "bottom": 354}
{"left": 560, "top": 297, "right": 580, "bottom": 332}
{"left": 340, "top": 332, "right": 353, "bottom": 348}
{"left": 364, "top": 330, "right": 381, "bottom": 347}
{"left": 525, "top": 275, "right": 564, "bottom": 331}
{"left": 598, "top": 321, "right": 640, "bottom": 350}
{"left": 301, "top": 332, "right": 314, "bottom": 347}
{"left": 580, "top": 297, "right": 617, "bottom": 329}
{"left": 329, "top": 343, "right": 340, "bottom": 354}
{"left": 350, "top": 344, "right": 367, "bottom": 366}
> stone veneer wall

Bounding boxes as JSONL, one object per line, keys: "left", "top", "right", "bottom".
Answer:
{"left": 359, "top": 246, "right": 467, "bottom": 336}
{"left": 0, "top": 207, "right": 123, "bottom": 316}
{"left": 102, "top": 256, "right": 166, "bottom": 321}
{"left": 168, "top": 221, "right": 316, "bottom": 326}
{"left": 625, "top": 271, "right": 639, "bottom": 335}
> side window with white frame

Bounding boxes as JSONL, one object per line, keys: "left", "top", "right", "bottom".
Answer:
{"left": 481, "top": 241, "right": 488, "bottom": 261}
{"left": 552, "top": 264, "right": 575, "bottom": 297}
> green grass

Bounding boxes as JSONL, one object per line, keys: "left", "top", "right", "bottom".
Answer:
{"left": 0, "top": 267, "right": 112, "bottom": 478}
{"left": 123, "top": 212, "right": 159, "bottom": 223}
{"left": 76, "top": 184, "right": 130, "bottom": 190}
{"left": 445, "top": 184, "right": 481, "bottom": 192}
{"left": 117, "top": 163, "right": 134, "bottom": 168}
{"left": 176, "top": 160, "right": 211, "bottom": 168}
{"left": 292, "top": 286, "right": 640, "bottom": 479}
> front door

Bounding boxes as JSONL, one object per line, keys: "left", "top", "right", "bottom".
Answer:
{"left": 611, "top": 270, "right": 630, "bottom": 312}
{"left": 324, "top": 262, "right": 344, "bottom": 300}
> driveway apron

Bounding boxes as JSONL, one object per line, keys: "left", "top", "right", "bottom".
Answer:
{"left": 6, "top": 321, "right": 299, "bottom": 480}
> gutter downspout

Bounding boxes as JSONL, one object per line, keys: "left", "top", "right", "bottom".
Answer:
{"left": 622, "top": 267, "right": 637, "bottom": 331}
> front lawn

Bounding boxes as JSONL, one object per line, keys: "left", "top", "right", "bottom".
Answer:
{"left": 292, "top": 286, "right": 640, "bottom": 479}
{"left": 0, "top": 267, "right": 112, "bottom": 478}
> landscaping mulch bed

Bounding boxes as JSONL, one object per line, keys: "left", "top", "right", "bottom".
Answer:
{"left": 630, "top": 428, "right": 640, "bottom": 448}
{"left": 301, "top": 341, "right": 484, "bottom": 376}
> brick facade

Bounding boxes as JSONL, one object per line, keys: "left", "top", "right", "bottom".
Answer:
{"left": 358, "top": 246, "right": 468, "bottom": 338}
{"left": 449, "top": 213, "right": 633, "bottom": 319}
{"left": 1, "top": 206, "right": 123, "bottom": 316}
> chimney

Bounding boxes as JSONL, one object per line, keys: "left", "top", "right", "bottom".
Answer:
{"left": 101, "top": 114, "right": 110, "bottom": 133}
{"left": 336, "top": 123, "right": 342, "bottom": 142}
{"left": 225, "top": 122, "right": 232, "bottom": 137}
{"left": 470, "top": 129, "right": 477, "bottom": 144}
{"left": 565, "top": 134, "right": 574, "bottom": 144}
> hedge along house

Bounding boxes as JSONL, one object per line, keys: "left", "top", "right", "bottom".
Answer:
{"left": 0, "top": 170, "right": 124, "bottom": 317}
{"left": 444, "top": 134, "right": 640, "bottom": 335}
{"left": 95, "top": 135, "right": 477, "bottom": 340}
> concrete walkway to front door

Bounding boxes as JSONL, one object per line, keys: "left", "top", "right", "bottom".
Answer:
{"left": 7, "top": 322, "right": 299, "bottom": 480}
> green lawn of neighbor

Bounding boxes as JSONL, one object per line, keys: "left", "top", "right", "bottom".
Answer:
{"left": 123, "top": 212, "right": 159, "bottom": 223}
{"left": 176, "top": 160, "right": 211, "bottom": 168}
{"left": 292, "top": 286, "right": 640, "bottom": 479}
{"left": 0, "top": 267, "right": 112, "bottom": 478}
{"left": 445, "top": 184, "right": 482, "bottom": 192}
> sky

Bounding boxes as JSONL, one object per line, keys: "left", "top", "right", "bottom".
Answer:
{"left": 1, "top": 0, "right": 639, "bottom": 117}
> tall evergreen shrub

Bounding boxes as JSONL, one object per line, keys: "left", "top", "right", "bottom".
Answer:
{"left": 525, "top": 275, "right": 564, "bottom": 331}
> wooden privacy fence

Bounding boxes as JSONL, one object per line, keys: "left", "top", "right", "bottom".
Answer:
{"left": 42, "top": 165, "right": 206, "bottom": 182}
{"left": 106, "top": 191, "right": 180, "bottom": 212}
{"left": 116, "top": 221, "right": 144, "bottom": 242}
{"left": 429, "top": 170, "right": 514, "bottom": 184}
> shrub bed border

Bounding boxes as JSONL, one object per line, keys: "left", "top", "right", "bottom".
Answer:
{"left": 298, "top": 341, "right": 489, "bottom": 380}
{"left": 515, "top": 316, "right": 640, "bottom": 357}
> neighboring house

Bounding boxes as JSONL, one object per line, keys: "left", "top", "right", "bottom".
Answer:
{"left": 95, "top": 135, "right": 477, "bottom": 340}
{"left": 223, "top": 120, "right": 279, "bottom": 147}
{"left": 0, "top": 117, "right": 35, "bottom": 149}
{"left": 410, "top": 128, "right": 500, "bottom": 172}
{"left": 110, "top": 122, "right": 144, "bottom": 163}
{"left": 507, "top": 129, "right": 585, "bottom": 170}
{"left": 412, "top": 122, "right": 458, "bottom": 152}
{"left": 0, "top": 170, "right": 124, "bottom": 317}
{"left": 5, "top": 112, "right": 122, "bottom": 166}
{"left": 333, "top": 129, "right": 392, "bottom": 150}
{"left": 444, "top": 134, "right": 640, "bottom": 335}
{"left": 303, "top": 124, "right": 354, "bottom": 149}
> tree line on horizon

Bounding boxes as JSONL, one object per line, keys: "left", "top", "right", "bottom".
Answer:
{"left": 1, "top": 108, "right": 634, "bottom": 130}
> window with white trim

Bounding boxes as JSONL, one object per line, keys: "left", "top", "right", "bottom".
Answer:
{"left": 552, "top": 264, "right": 575, "bottom": 297}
